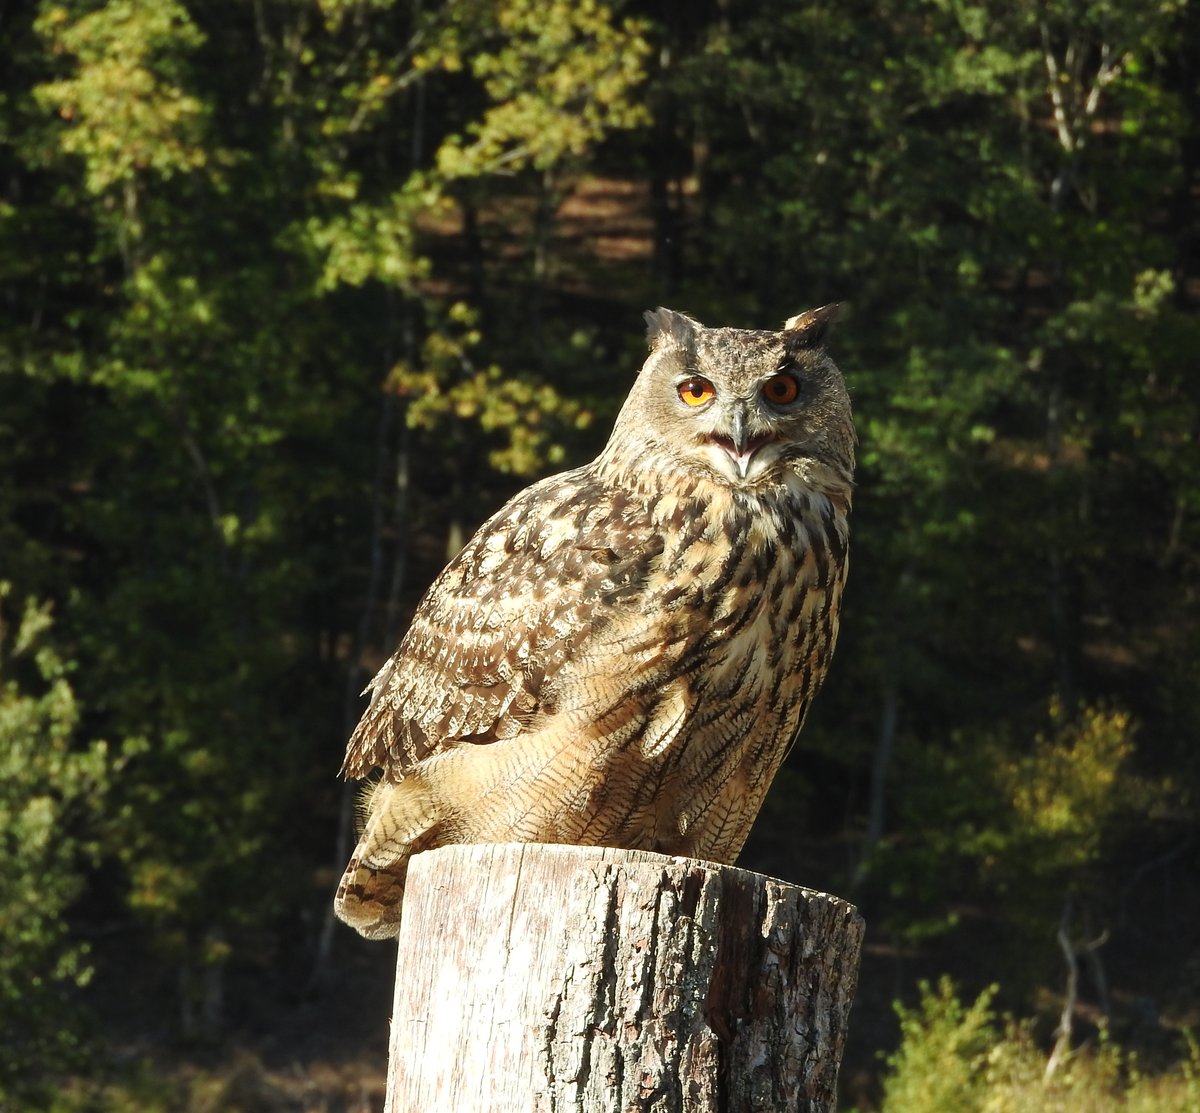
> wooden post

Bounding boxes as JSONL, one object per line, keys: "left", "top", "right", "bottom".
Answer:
{"left": 384, "top": 843, "right": 864, "bottom": 1113}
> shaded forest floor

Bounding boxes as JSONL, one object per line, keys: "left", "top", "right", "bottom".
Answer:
{"left": 58, "top": 174, "right": 1200, "bottom": 1112}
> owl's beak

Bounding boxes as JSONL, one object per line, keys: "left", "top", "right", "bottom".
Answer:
{"left": 710, "top": 406, "right": 773, "bottom": 478}
{"left": 729, "top": 405, "right": 750, "bottom": 457}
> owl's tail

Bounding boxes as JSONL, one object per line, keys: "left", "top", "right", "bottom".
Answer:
{"left": 334, "top": 776, "right": 443, "bottom": 940}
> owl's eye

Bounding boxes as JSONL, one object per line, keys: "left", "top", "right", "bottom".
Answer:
{"left": 762, "top": 373, "right": 800, "bottom": 406}
{"left": 677, "top": 377, "right": 716, "bottom": 407}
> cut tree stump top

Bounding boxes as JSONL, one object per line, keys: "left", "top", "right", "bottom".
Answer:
{"left": 384, "top": 843, "right": 864, "bottom": 1113}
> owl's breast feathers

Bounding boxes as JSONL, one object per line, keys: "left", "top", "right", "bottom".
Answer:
{"left": 341, "top": 461, "right": 850, "bottom": 790}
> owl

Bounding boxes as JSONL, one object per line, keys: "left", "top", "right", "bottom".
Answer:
{"left": 335, "top": 305, "right": 854, "bottom": 939}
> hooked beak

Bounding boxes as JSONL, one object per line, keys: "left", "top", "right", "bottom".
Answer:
{"left": 709, "top": 405, "right": 773, "bottom": 479}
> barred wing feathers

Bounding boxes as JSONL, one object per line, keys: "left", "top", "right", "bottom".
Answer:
{"left": 340, "top": 466, "right": 667, "bottom": 781}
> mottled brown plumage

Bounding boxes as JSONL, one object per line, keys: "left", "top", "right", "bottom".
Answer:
{"left": 335, "top": 305, "right": 855, "bottom": 939}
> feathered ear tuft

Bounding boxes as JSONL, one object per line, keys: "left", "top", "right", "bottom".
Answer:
{"left": 783, "top": 303, "right": 842, "bottom": 348}
{"left": 644, "top": 307, "right": 702, "bottom": 352}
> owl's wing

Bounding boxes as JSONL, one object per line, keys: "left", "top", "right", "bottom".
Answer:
{"left": 341, "top": 466, "right": 668, "bottom": 780}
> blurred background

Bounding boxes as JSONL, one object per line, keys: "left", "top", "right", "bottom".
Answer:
{"left": 1, "top": 0, "right": 1198, "bottom": 1109}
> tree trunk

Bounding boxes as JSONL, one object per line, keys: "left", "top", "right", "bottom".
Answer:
{"left": 385, "top": 843, "right": 864, "bottom": 1113}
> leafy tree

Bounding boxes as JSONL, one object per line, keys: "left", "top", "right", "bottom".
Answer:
{"left": 0, "top": 586, "right": 110, "bottom": 1097}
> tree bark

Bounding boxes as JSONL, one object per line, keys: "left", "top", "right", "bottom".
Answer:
{"left": 385, "top": 843, "right": 864, "bottom": 1113}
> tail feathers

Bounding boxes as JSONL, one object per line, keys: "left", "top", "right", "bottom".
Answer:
{"left": 334, "top": 777, "right": 442, "bottom": 941}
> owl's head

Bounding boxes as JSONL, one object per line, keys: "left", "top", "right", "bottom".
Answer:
{"left": 605, "top": 306, "right": 855, "bottom": 497}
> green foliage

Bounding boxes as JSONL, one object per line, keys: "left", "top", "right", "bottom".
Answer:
{"left": 866, "top": 699, "right": 1167, "bottom": 953}
{"left": 0, "top": 586, "right": 110, "bottom": 1095}
{"left": 1004, "top": 701, "right": 1141, "bottom": 875}
{"left": 878, "top": 979, "right": 1200, "bottom": 1113}
{"left": 394, "top": 301, "right": 594, "bottom": 476}
{"left": 33, "top": 0, "right": 210, "bottom": 193}
{"left": 431, "top": 0, "right": 650, "bottom": 178}
{"left": 881, "top": 978, "right": 1001, "bottom": 1113}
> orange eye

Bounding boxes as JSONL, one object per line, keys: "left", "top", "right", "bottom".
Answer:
{"left": 677, "top": 377, "right": 716, "bottom": 406}
{"left": 763, "top": 373, "right": 800, "bottom": 406}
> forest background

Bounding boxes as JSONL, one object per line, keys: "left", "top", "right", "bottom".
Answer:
{"left": 1, "top": 0, "right": 1199, "bottom": 1110}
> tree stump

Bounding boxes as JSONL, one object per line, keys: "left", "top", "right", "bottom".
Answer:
{"left": 384, "top": 843, "right": 864, "bottom": 1112}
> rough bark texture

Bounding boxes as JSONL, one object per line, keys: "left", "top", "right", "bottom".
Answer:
{"left": 385, "top": 843, "right": 864, "bottom": 1113}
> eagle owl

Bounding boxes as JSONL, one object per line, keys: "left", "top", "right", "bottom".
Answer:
{"left": 336, "top": 305, "right": 854, "bottom": 939}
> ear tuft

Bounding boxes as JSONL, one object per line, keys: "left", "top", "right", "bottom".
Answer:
{"left": 783, "top": 303, "right": 842, "bottom": 348}
{"left": 644, "top": 307, "right": 702, "bottom": 351}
